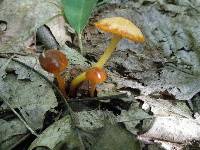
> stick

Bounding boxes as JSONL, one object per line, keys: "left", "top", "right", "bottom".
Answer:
{"left": 68, "top": 93, "right": 128, "bottom": 102}
{"left": 0, "top": 97, "right": 39, "bottom": 137}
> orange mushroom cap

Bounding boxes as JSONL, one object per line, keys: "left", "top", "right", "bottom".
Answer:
{"left": 39, "top": 50, "right": 68, "bottom": 74}
{"left": 95, "top": 17, "right": 145, "bottom": 43}
{"left": 86, "top": 67, "right": 107, "bottom": 84}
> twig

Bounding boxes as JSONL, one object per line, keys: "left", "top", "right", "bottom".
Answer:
{"left": 68, "top": 93, "right": 128, "bottom": 102}
{"left": 9, "top": 133, "right": 31, "bottom": 150}
{"left": 0, "top": 56, "right": 38, "bottom": 136}
{"left": 97, "top": 0, "right": 112, "bottom": 7}
{"left": 0, "top": 52, "right": 29, "bottom": 56}
{"left": 0, "top": 55, "right": 13, "bottom": 76}
{"left": 0, "top": 96, "right": 39, "bottom": 137}
{"left": 119, "top": 117, "right": 154, "bottom": 123}
{"left": 75, "top": 128, "right": 86, "bottom": 150}
{"left": 48, "top": 1, "right": 62, "bottom": 10}
{"left": 165, "top": 62, "right": 195, "bottom": 76}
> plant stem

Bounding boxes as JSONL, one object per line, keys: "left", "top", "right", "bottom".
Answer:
{"left": 78, "top": 33, "right": 83, "bottom": 54}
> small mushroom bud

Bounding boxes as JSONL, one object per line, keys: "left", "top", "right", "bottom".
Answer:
{"left": 70, "top": 67, "right": 107, "bottom": 97}
{"left": 86, "top": 67, "right": 107, "bottom": 97}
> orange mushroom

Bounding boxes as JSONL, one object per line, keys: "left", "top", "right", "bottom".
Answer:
{"left": 86, "top": 67, "right": 107, "bottom": 97}
{"left": 94, "top": 17, "right": 144, "bottom": 68}
{"left": 70, "top": 17, "right": 144, "bottom": 96}
{"left": 39, "top": 49, "right": 68, "bottom": 97}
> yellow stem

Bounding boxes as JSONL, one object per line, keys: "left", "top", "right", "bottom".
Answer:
{"left": 94, "top": 35, "right": 121, "bottom": 68}
{"left": 70, "top": 72, "right": 86, "bottom": 96}
{"left": 71, "top": 72, "right": 86, "bottom": 88}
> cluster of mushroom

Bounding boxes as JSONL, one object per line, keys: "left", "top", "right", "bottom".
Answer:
{"left": 39, "top": 17, "right": 145, "bottom": 98}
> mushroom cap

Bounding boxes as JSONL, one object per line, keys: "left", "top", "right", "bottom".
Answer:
{"left": 86, "top": 67, "right": 107, "bottom": 84}
{"left": 95, "top": 17, "right": 145, "bottom": 43}
{"left": 39, "top": 50, "right": 68, "bottom": 74}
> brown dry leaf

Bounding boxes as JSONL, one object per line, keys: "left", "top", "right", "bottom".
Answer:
{"left": 0, "top": 0, "right": 61, "bottom": 53}
{"left": 46, "top": 16, "right": 72, "bottom": 46}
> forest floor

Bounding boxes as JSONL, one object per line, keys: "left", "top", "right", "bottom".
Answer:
{"left": 0, "top": 0, "right": 200, "bottom": 150}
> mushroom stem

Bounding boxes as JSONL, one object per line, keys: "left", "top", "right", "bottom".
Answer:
{"left": 70, "top": 72, "right": 86, "bottom": 96}
{"left": 89, "top": 82, "right": 96, "bottom": 97}
{"left": 55, "top": 73, "right": 67, "bottom": 97}
{"left": 94, "top": 35, "right": 121, "bottom": 68}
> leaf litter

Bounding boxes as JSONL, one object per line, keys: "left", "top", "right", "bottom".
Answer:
{"left": 0, "top": 56, "right": 58, "bottom": 149}
{"left": 82, "top": 0, "right": 200, "bottom": 149}
{"left": 0, "top": 0, "right": 200, "bottom": 149}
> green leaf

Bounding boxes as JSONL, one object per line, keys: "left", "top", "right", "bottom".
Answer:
{"left": 62, "top": 0, "right": 98, "bottom": 34}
